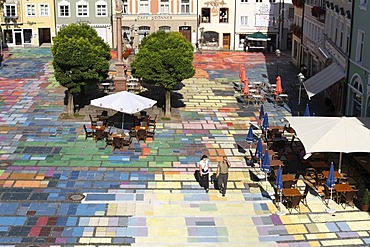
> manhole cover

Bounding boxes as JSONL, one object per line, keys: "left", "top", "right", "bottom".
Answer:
{"left": 0, "top": 162, "right": 11, "bottom": 168}
{"left": 68, "top": 193, "right": 85, "bottom": 202}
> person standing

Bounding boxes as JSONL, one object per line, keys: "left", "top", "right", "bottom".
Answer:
{"left": 216, "top": 156, "right": 230, "bottom": 197}
{"left": 199, "top": 155, "right": 211, "bottom": 193}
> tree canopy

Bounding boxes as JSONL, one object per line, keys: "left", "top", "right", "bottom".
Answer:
{"left": 51, "top": 23, "right": 111, "bottom": 115}
{"left": 131, "top": 31, "right": 195, "bottom": 116}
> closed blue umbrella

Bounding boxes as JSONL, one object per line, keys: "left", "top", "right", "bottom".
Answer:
{"left": 255, "top": 137, "right": 263, "bottom": 159}
{"left": 304, "top": 104, "right": 310, "bottom": 116}
{"left": 246, "top": 124, "right": 254, "bottom": 146}
{"left": 262, "top": 113, "right": 269, "bottom": 130}
{"left": 274, "top": 165, "right": 283, "bottom": 190}
{"left": 326, "top": 162, "right": 336, "bottom": 189}
{"left": 261, "top": 149, "right": 271, "bottom": 173}
{"left": 259, "top": 105, "right": 265, "bottom": 121}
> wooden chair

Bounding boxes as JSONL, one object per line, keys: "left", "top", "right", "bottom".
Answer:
{"left": 287, "top": 195, "right": 302, "bottom": 213}
{"left": 301, "top": 181, "right": 310, "bottom": 206}
{"left": 95, "top": 129, "right": 105, "bottom": 142}
{"left": 340, "top": 190, "right": 358, "bottom": 209}
{"left": 121, "top": 136, "right": 133, "bottom": 148}
{"left": 105, "top": 133, "right": 113, "bottom": 147}
{"left": 89, "top": 114, "right": 97, "bottom": 126}
{"left": 147, "top": 125, "right": 156, "bottom": 140}
{"left": 148, "top": 115, "right": 157, "bottom": 127}
{"left": 136, "top": 129, "right": 147, "bottom": 142}
{"left": 112, "top": 137, "right": 123, "bottom": 151}
{"left": 83, "top": 124, "right": 93, "bottom": 139}
{"left": 129, "top": 128, "right": 137, "bottom": 138}
{"left": 305, "top": 168, "right": 320, "bottom": 188}
{"left": 283, "top": 180, "right": 294, "bottom": 189}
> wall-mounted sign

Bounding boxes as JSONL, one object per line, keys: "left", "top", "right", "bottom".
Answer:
{"left": 137, "top": 15, "right": 173, "bottom": 20}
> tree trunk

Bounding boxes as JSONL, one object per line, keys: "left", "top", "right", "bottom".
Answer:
{"left": 67, "top": 91, "right": 74, "bottom": 117}
{"left": 164, "top": 89, "right": 171, "bottom": 118}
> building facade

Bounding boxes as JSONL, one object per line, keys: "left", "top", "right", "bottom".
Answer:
{"left": 2, "top": 0, "right": 56, "bottom": 47}
{"left": 55, "top": 0, "right": 113, "bottom": 47}
{"left": 346, "top": 0, "right": 370, "bottom": 117}
{"left": 235, "top": 0, "right": 293, "bottom": 51}
{"left": 112, "top": 0, "right": 197, "bottom": 50}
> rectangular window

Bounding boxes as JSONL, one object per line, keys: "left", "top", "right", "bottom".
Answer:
{"left": 77, "top": 4, "right": 88, "bottom": 16}
{"left": 181, "top": 0, "right": 190, "bottom": 14}
{"left": 256, "top": 0, "right": 262, "bottom": 2}
{"left": 40, "top": 4, "right": 49, "bottom": 17}
{"left": 241, "top": 0, "right": 248, "bottom": 2}
{"left": 269, "top": 0, "right": 276, "bottom": 3}
{"left": 123, "top": 0, "right": 128, "bottom": 14}
{"left": 59, "top": 5, "right": 70, "bottom": 17}
{"left": 96, "top": 4, "right": 107, "bottom": 16}
{"left": 201, "top": 8, "right": 210, "bottom": 23}
{"left": 139, "top": 0, "right": 149, "bottom": 14}
{"left": 160, "top": 0, "right": 170, "bottom": 13}
{"left": 26, "top": 4, "right": 36, "bottom": 16}
{"left": 293, "top": 40, "right": 298, "bottom": 59}
{"left": 241, "top": 16, "right": 248, "bottom": 25}
{"left": 5, "top": 4, "right": 17, "bottom": 16}
{"left": 356, "top": 31, "right": 365, "bottom": 63}
{"left": 339, "top": 21, "right": 343, "bottom": 48}
{"left": 219, "top": 8, "right": 228, "bottom": 23}
{"left": 360, "top": 0, "right": 367, "bottom": 6}
{"left": 346, "top": 25, "right": 350, "bottom": 54}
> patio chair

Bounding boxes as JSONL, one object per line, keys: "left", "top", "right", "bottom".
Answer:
{"left": 105, "top": 133, "right": 113, "bottom": 147}
{"left": 95, "top": 129, "right": 105, "bottom": 142}
{"left": 147, "top": 125, "right": 156, "bottom": 140}
{"left": 301, "top": 181, "right": 310, "bottom": 206}
{"left": 121, "top": 136, "right": 133, "bottom": 148}
{"left": 287, "top": 195, "right": 302, "bottom": 213}
{"left": 89, "top": 114, "right": 97, "bottom": 126}
{"left": 283, "top": 180, "right": 294, "bottom": 189}
{"left": 83, "top": 124, "right": 93, "bottom": 139}
{"left": 112, "top": 137, "right": 123, "bottom": 151}
{"left": 136, "top": 129, "right": 147, "bottom": 142}
{"left": 340, "top": 190, "right": 358, "bottom": 209}
{"left": 129, "top": 128, "right": 137, "bottom": 138}
{"left": 305, "top": 168, "right": 320, "bottom": 188}
{"left": 148, "top": 115, "right": 157, "bottom": 127}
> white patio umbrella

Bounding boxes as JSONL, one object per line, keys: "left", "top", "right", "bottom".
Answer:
{"left": 285, "top": 116, "right": 370, "bottom": 173}
{"left": 90, "top": 91, "right": 157, "bottom": 129}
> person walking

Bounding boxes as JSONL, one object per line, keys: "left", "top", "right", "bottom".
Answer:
{"left": 198, "top": 155, "right": 211, "bottom": 193}
{"left": 216, "top": 156, "right": 231, "bottom": 197}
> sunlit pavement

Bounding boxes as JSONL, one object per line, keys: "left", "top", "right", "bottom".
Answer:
{"left": 0, "top": 48, "right": 369, "bottom": 246}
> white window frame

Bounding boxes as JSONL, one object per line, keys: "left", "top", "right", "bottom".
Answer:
{"left": 95, "top": 0, "right": 107, "bottom": 17}
{"left": 345, "top": 24, "right": 350, "bottom": 54}
{"left": 241, "top": 0, "right": 248, "bottom": 2}
{"left": 26, "top": 4, "right": 36, "bottom": 17}
{"left": 180, "top": 0, "right": 190, "bottom": 14}
{"left": 359, "top": 0, "right": 367, "bottom": 9}
{"left": 139, "top": 0, "right": 149, "bottom": 14}
{"left": 159, "top": 0, "right": 170, "bottom": 14}
{"left": 39, "top": 4, "right": 49, "bottom": 17}
{"left": 4, "top": 4, "right": 17, "bottom": 17}
{"left": 241, "top": 16, "right": 248, "bottom": 25}
{"left": 339, "top": 20, "right": 343, "bottom": 48}
{"left": 356, "top": 30, "right": 365, "bottom": 63}
{"left": 76, "top": 0, "right": 89, "bottom": 17}
{"left": 123, "top": 0, "right": 128, "bottom": 14}
{"left": 58, "top": 1, "right": 70, "bottom": 17}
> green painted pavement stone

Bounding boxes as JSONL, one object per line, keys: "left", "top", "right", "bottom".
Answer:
{"left": 158, "top": 149, "right": 174, "bottom": 155}
{"left": 70, "top": 160, "right": 101, "bottom": 166}
{"left": 199, "top": 204, "right": 217, "bottom": 211}
{"left": 149, "top": 161, "right": 172, "bottom": 167}
{"left": 12, "top": 160, "right": 39, "bottom": 166}
{"left": 155, "top": 156, "right": 177, "bottom": 162}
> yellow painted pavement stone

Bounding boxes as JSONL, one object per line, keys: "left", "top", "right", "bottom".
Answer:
{"left": 321, "top": 238, "right": 364, "bottom": 246}
{"left": 148, "top": 226, "right": 188, "bottom": 237}
{"left": 306, "top": 232, "right": 337, "bottom": 240}
{"left": 285, "top": 224, "right": 308, "bottom": 234}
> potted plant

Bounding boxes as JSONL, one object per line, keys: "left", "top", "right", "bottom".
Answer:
{"left": 361, "top": 188, "right": 370, "bottom": 212}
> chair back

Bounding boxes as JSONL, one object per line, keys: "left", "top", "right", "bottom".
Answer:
{"left": 290, "top": 195, "right": 302, "bottom": 207}
{"left": 112, "top": 137, "right": 122, "bottom": 149}
{"left": 136, "top": 129, "right": 147, "bottom": 142}
{"left": 95, "top": 129, "right": 105, "bottom": 141}
{"left": 83, "top": 124, "right": 88, "bottom": 133}
{"left": 345, "top": 190, "right": 357, "bottom": 202}
{"left": 283, "top": 180, "right": 294, "bottom": 189}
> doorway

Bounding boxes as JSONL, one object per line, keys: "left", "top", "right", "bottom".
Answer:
{"left": 179, "top": 26, "right": 191, "bottom": 43}
{"left": 38, "top": 28, "right": 51, "bottom": 46}
{"left": 14, "top": 29, "right": 22, "bottom": 46}
{"left": 222, "top": 33, "right": 230, "bottom": 50}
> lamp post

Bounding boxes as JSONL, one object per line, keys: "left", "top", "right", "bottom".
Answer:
{"left": 297, "top": 72, "right": 305, "bottom": 116}
{"left": 275, "top": 49, "right": 281, "bottom": 77}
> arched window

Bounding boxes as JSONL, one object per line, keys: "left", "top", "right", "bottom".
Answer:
{"left": 352, "top": 78, "right": 363, "bottom": 116}
{"left": 159, "top": 26, "right": 171, "bottom": 32}
{"left": 138, "top": 26, "right": 150, "bottom": 43}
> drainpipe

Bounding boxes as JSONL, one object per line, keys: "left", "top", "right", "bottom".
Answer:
{"left": 233, "top": 0, "right": 237, "bottom": 50}
{"left": 345, "top": 0, "right": 355, "bottom": 115}
{"left": 196, "top": 0, "right": 199, "bottom": 44}
{"left": 299, "top": 0, "right": 305, "bottom": 70}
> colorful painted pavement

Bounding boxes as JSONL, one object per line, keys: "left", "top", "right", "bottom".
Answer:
{"left": 0, "top": 48, "right": 369, "bottom": 246}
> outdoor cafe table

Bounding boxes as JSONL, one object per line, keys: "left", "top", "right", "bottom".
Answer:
{"left": 135, "top": 126, "right": 149, "bottom": 131}
{"left": 112, "top": 133, "right": 126, "bottom": 139}
{"left": 91, "top": 125, "right": 105, "bottom": 131}
{"left": 270, "top": 126, "right": 285, "bottom": 132}
{"left": 322, "top": 170, "right": 342, "bottom": 179}
{"left": 353, "top": 156, "right": 370, "bottom": 174}
{"left": 309, "top": 161, "right": 330, "bottom": 170}
{"left": 282, "top": 174, "right": 295, "bottom": 182}
{"left": 334, "top": 183, "right": 353, "bottom": 203}
{"left": 270, "top": 159, "right": 284, "bottom": 168}
{"left": 282, "top": 188, "right": 301, "bottom": 197}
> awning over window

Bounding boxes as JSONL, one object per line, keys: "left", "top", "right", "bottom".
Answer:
{"left": 303, "top": 63, "right": 346, "bottom": 99}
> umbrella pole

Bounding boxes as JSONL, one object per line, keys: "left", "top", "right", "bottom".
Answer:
{"left": 338, "top": 153, "right": 343, "bottom": 174}
{"left": 276, "top": 190, "right": 285, "bottom": 215}
{"left": 326, "top": 188, "right": 336, "bottom": 214}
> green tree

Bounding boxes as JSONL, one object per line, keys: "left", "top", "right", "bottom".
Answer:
{"left": 131, "top": 31, "right": 195, "bottom": 117}
{"left": 51, "top": 23, "right": 111, "bottom": 116}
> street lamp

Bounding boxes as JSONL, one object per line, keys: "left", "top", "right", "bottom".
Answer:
{"left": 297, "top": 72, "right": 305, "bottom": 116}
{"left": 275, "top": 49, "right": 281, "bottom": 77}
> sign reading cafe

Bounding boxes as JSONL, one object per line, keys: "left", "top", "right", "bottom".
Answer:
{"left": 137, "top": 15, "right": 173, "bottom": 20}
